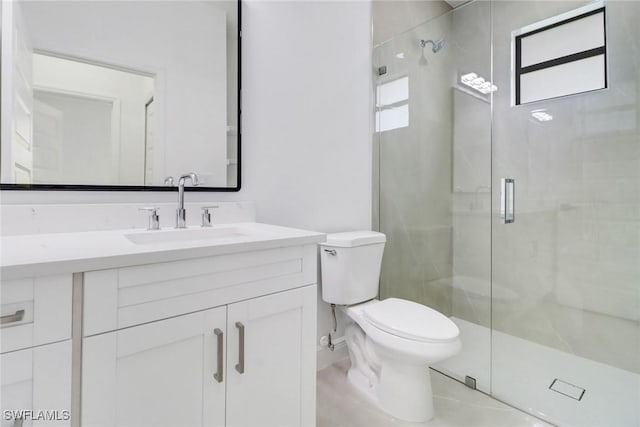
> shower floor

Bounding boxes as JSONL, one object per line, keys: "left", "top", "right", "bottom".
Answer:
{"left": 436, "top": 317, "right": 640, "bottom": 427}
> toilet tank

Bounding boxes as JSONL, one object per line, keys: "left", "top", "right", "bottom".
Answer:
{"left": 319, "top": 231, "right": 386, "bottom": 305}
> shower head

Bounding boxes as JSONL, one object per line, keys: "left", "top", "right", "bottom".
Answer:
{"left": 420, "top": 38, "right": 446, "bottom": 53}
{"left": 418, "top": 38, "right": 445, "bottom": 66}
{"left": 434, "top": 38, "right": 446, "bottom": 52}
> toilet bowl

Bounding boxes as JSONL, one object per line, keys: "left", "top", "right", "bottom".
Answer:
{"left": 319, "top": 231, "right": 461, "bottom": 422}
{"left": 341, "top": 299, "right": 461, "bottom": 422}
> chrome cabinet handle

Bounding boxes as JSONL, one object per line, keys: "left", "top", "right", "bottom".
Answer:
{"left": 1, "top": 309, "right": 25, "bottom": 325}
{"left": 323, "top": 249, "right": 337, "bottom": 256}
{"left": 500, "top": 178, "right": 515, "bottom": 224}
{"left": 235, "top": 322, "right": 245, "bottom": 374}
{"left": 213, "top": 328, "right": 223, "bottom": 383}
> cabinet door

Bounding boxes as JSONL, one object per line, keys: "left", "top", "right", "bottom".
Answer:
{"left": 0, "top": 340, "right": 72, "bottom": 427}
{"left": 226, "top": 285, "right": 316, "bottom": 427}
{"left": 82, "top": 307, "right": 226, "bottom": 427}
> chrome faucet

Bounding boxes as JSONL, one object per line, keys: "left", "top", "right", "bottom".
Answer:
{"left": 176, "top": 172, "right": 199, "bottom": 228}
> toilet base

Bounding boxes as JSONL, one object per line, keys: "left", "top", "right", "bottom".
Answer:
{"left": 347, "top": 361, "right": 435, "bottom": 423}
{"left": 374, "top": 349, "right": 434, "bottom": 422}
{"left": 344, "top": 322, "right": 436, "bottom": 423}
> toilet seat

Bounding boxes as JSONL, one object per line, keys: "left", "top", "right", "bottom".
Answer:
{"left": 362, "top": 298, "right": 459, "bottom": 343}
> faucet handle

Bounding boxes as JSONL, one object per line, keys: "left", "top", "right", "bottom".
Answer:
{"left": 201, "top": 205, "right": 219, "bottom": 227}
{"left": 139, "top": 207, "right": 161, "bottom": 230}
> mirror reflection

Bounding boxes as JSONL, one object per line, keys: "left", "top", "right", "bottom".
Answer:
{"left": 1, "top": 0, "right": 239, "bottom": 189}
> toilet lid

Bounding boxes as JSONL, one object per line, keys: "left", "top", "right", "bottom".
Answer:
{"left": 363, "top": 298, "right": 459, "bottom": 343}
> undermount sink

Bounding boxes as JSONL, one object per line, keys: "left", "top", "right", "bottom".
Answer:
{"left": 125, "top": 226, "right": 244, "bottom": 245}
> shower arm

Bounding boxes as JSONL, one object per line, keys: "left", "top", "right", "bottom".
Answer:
{"left": 420, "top": 39, "right": 438, "bottom": 53}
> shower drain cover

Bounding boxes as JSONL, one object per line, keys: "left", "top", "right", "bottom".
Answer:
{"left": 549, "top": 378, "right": 586, "bottom": 401}
{"left": 464, "top": 376, "right": 477, "bottom": 390}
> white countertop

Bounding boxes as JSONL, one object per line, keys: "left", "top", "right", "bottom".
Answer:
{"left": 1, "top": 223, "right": 326, "bottom": 279}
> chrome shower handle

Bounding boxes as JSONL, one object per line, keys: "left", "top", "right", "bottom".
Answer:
{"left": 500, "top": 178, "right": 515, "bottom": 224}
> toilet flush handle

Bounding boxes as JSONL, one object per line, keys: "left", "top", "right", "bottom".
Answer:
{"left": 323, "top": 249, "right": 337, "bottom": 256}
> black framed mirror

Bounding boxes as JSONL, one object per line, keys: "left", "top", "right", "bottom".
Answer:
{"left": 0, "top": 0, "right": 241, "bottom": 192}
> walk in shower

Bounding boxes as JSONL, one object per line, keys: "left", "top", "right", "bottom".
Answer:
{"left": 373, "top": 1, "right": 639, "bottom": 426}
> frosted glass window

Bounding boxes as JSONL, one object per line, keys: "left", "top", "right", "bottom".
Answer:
{"left": 520, "top": 12, "right": 604, "bottom": 67}
{"left": 376, "top": 76, "right": 409, "bottom": 132}
{"left": 519, "top": 55, "right": 605, "bottom": 104}
{"left": 513, "top": 5, "right": 607, "bottom": 105}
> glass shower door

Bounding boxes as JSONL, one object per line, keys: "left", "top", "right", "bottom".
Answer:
{"left": 491, "top": 1, "right": 640, "bottom": 426}
{"left": 374, "top": 0, "right": 492, "bottom": 393}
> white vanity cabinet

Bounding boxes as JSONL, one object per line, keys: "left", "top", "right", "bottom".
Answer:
{"left": 0, "top": 275, "right": 73, "bottom": 427}
{"left": 1, "top": 222, "right": 324, "bottom": 427}
{"left": 81, "top": 244, "right": 318, "bottom": 427}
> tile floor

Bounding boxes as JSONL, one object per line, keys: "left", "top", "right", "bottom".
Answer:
{"left": 317, "top": 359, "right": 554, "bottom": 427}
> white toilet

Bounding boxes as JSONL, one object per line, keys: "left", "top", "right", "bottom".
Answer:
{"left": 320, "top": 231, "right": 461, "bottom": 422}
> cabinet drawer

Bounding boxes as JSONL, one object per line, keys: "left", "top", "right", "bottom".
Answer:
{"left": 1, "top": 275, "right": 72, "bottom": 353}
{"left": 1, "top": 340, "right": 72, "bottom": 427}
{"left": 83, "top": 244, "right": 317, "bottom": 336}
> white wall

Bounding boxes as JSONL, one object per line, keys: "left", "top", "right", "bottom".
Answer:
{"left": 1, "top": 1, "right": 373, "bottom": 367}
{"left": 237, "top": 1, "right": 372, "bottom": 232}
